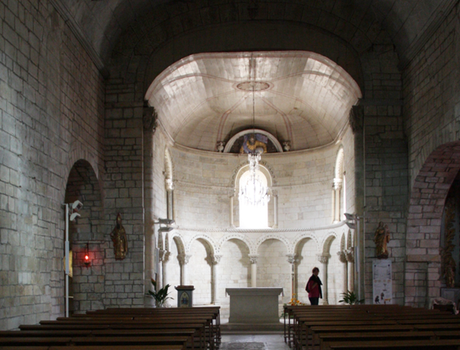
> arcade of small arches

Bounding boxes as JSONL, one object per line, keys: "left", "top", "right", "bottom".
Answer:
{"left": 157, "top": 226, "right": 355, "bottom": 312}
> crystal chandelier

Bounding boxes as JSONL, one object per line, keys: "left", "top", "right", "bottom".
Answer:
{"left": 238, "top": 74, "right": 271, "bottom": 207}
{"left": 239, "top": 151, "right": 270, "bottom": 206}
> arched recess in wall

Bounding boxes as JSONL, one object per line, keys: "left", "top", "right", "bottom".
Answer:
{"left": 231, "top": 162, "right": 275, "bottom": 229}
{"left": 218, "top": 238, "right": 252, "bottom": 297}
{"left": 294, "top": 237, "right": 315, "bottom": 300}
{"left": 405, "top": 141, "right": 460, "bottom": 308}
{"left": 332, "top": 148, "right": 345, "bottom": 223}
{"left": 256, "top": 238, "right": 290, "bottom": 297}
{"left": 64, "top": 159, "right": 104, "bottom": 314}
{"left": 164, "top": 148, "right": 174, "bottom": 220}
{"left": 189, "top": 237, "right": 215, "bottom": 305}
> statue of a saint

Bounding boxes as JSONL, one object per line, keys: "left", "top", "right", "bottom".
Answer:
{"left": 374, "top": 222, "right": 390, "bottom": 259}
{"left": 110, "top": 213, "right": 128, "bottom": 260}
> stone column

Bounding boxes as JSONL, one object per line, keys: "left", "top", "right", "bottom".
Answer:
{"left": 158, "top": 249, "right": 169, "bottom": 289}
{"left": 333, "top": 178, "right": 343, "bottom": 222}
{"left": 317, "top": 254, "right": 331, "bottom": 304}
{"left": 337, "top": 251, "right": 348, "bottom": 294}
{"left": 165, "top": 179, "right": 174, "bottom": 220}
{"left": 249, "top": 254, "right": 259, "bottom": 287}
{"left": 345, "top": 248, "right": 355, "bottom": 292}
{"left": 210, "top": 254, "right": 222, "bottom": 304}
{"left": 143, "top": 105, "right": 157, "bottom": 304}
{"left": 286, "top": 254, "right": 296, "bottom": 299}
{"left": 178, "top": 253, "right": 191, "bottom": 285}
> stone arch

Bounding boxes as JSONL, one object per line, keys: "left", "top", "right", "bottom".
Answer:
{"left": 340, "top": 233, "right": 346, "bottom": 251}
{"left": 322, "top": 233, "right": 338, "bottom": 255}
{"left": 218, "top": 234, "right": 253, "bottom": 255}
{"left": 171, "top": 234, "right": 185, "bottom": 256}
{"left": 347, "top": 230, "right": 353, "bottom": 250}
{"left": 64, "top": 159, "right": 104, "bottom": 314}
{"left": 188, "top": 236, "right": 215, "bottom": 305}
{"left": 117, "top": 10, "right": 379, "bottom": 91}
{"left": 255, "top": 235, "right": 290, "bottom": 255}
{"left": 293, "top": 233, "right": 320, "bottom": 255}
{"left": 405, "top": 141, "right": 460, "bottom": 307}
{"left": 186, "top": 234, "right": 216, "bottom": 256}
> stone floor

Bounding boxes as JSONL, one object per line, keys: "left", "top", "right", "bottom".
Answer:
{"left": 220, "top": 334, "right": 290, "bottom": 350}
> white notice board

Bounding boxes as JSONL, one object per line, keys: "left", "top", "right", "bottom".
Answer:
{"left": 373, "top": 259, "right": 392, "bottom": 304}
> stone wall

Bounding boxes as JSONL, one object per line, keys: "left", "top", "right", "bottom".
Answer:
{"left": 0, "top": 0, "right": 105, "bottom": 329}
{"left": 159, "top": 138, "right": 354, "bottom": 316}
{"left": 403, "top": 5, "right": 460, "bottom": 307}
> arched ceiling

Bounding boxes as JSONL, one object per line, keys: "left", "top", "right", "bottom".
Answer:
{"left": 48, "top": 0, "right": 457, "bottom": 151}
{"left": 51, "top": 0, "right": 457, "bottom": 69}
{"left": 145, "top": 51, "right": 361, "bottom": 151}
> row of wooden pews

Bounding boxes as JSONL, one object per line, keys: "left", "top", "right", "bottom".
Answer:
{"left": 0, "top": 306, "right": 220, "bottom": 350}
{"left": 284, "top": 304, "right": 460, "bottom": 350}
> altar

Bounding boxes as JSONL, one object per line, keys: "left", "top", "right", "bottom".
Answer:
{"left": 225, "top": 287, "right": 283, "bottom": 324}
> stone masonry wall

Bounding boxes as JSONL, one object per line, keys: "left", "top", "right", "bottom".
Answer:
{"left": 0, "top": 0, "right": 105, "bottom": 329}
{"left": 403, "top": 6, "right": 460, "bottom": 307}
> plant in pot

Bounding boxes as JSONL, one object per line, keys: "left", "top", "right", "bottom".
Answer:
{"left": 339, "top": 290, "right": 364, "bottom": 305}
{"left": 149, "top": 278, "right": 173, "bottom": 307}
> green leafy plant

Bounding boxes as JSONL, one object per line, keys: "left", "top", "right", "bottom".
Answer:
{"left": 339, "top": 290, "right": 364, "bottom": 305}
{"left": 148, "top": 279, "right": 173, "bottom": 307}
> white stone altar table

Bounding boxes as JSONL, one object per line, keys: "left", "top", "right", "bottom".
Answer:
{"left": 225, "top": 287, "right": 283, "bottom": 324}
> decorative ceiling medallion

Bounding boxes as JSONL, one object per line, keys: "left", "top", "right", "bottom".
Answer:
{"left": 236, "top": 81, "right": 271, "bottom": 91}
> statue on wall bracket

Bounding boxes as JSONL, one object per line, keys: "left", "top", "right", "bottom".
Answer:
{"left": 110, "top": 213, "right": 128, "bottom": 260}
{"left": 374, "top": 222, "right": 390, "bottom": 259}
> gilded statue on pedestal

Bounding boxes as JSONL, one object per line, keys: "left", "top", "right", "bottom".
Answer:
{"left": 110, "top": 213, "right": 128, "bottom": 260}
{"left": 374, "top": 222, "right": 390, "bottom": 259}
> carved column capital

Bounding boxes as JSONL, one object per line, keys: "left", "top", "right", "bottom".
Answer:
{"left": 143, "top": 105, "right": 158, "bottom": 133}
{"left": 337, "top": 251, "right": 347, "bottom": 263}
{"left": 317, "top": 253, "right": 331, "bottom": 264}
{"left": 286, "top": 254, "right": 296, "bottom": 264}
{"left": 165, "top": 178, "right": 174, "bottom": 191}
{"left": 345, "top": 248, "right": 354, "bottom": 263}
{"left": 248, "top": 254, "right": 259, "bottom": 264}
{"left": 159, "top": 249, "right": 170, "bottom": 262}
{"left": 211, "top": 254, "right": 222, "bottom": 265}
{"left": 178, "top": 253, "right": 191, "bottom": 266}
{"left": 333, "top": 178, "right": 343, "bottom": 190}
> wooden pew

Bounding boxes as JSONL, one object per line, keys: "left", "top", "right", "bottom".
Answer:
{"left": 0, "top": 346, "right": 184, "bottom": 350}
{"left": 7, "top": 306, "right": 222, "bottom": 350}
{"left": 287, "top": 304, "right": 460, "bottom": 350}
{"left": 323, "top": 338, "right": 460, "bottom": 350}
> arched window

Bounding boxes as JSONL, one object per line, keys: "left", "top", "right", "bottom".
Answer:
{"left": 238, "top": 154, "right": 271, "bottom": 228}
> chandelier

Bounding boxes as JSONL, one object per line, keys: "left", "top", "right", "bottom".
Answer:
{"left": 239, "top": 150, "right": 271, "bottom": 206}
{"left": 238, "top": 72, "right": 271, "bottom": 207}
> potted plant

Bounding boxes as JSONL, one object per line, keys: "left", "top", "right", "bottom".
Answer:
{"left": 339, "top": 290, "right": 364, "bottom": 305}
{"left": 148, "top": 278, "right": 173, "bottom": 307}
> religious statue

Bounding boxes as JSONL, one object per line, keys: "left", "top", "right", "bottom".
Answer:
{"left": 374, "top": 222, "right": 390, "bottom": 259}
{"left": 110, "top": 213, "right": 128, "bottom": 260}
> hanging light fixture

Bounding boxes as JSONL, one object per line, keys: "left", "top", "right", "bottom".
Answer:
{"left": 238, "top": 68, "right": 271, "bottom": 208}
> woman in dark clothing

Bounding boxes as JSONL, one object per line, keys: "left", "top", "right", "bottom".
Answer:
{"left": 306, "top": 267, "right": 322, "bottom": 305}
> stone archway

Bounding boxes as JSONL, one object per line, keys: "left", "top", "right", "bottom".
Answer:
{"left": 64, "top": 159, "right": 104, "bottom": 314}
{"left": 405, "top": 142, "right": 460, "bottom": 307}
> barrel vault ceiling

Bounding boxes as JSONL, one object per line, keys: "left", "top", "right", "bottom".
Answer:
{"left": 50, "top": 0, "right": 457, "bottom": 151}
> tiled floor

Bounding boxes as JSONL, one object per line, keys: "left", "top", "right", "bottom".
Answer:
{"left": 221, "top": 334, "right": 291, "bottom": 350}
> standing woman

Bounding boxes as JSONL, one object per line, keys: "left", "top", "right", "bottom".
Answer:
{"left": 306, "top": 267, "right": 322, "bottom": 305}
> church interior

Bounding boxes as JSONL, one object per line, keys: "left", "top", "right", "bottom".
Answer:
{"left": 2, "top": 0, "right": 460, "bottom": 340}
